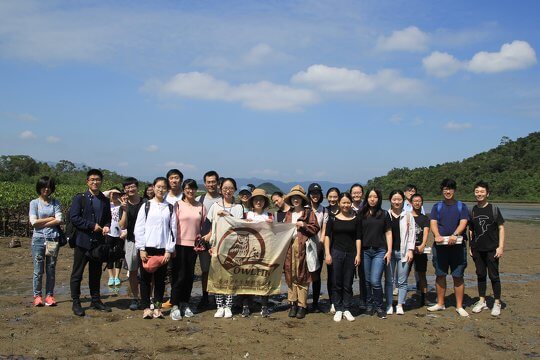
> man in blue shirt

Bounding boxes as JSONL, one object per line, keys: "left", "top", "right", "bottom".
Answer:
{"left": 428, "top": 179, "right": 470, "bottom": 317}
{"left": 69, "top": 169, "right": 112, "bottom": 316}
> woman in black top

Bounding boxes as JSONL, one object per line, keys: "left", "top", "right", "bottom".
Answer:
{"left": 325, "top": 193, "right": 361, "bottom": 322}
{"left": 360, "top": 188, "right": 392, "bottom": 319}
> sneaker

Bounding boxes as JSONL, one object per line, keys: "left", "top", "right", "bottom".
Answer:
{"left": 260, "top": 306, "right": 270, "bottom": 318}
{"left": 44, "top": 295, "right": 57, "bottom": 306}
{"left": 143, "top": 308, "right": 153, "bottom": 319}
{"left": 129, "top": 299, "right": 139, "bottom": 311}
{"left": 393, "top": 288, "right": 398, "bottom": 296}
{"left": 330, "top": 304, "right": 336, "bottom": 314}
{"left": 33, "top": 295, "right": 44, "bottom": 307}
{"left": 108, "top": 277, "right": 114, "bottom": 286}
{"left": 170, "top": 305, "right": 182, "bottom": 321}
{"left": 183, "top": 305, "right": 194, "bottom": 318}
{"left": 161, "top": 300, "right": 173, "bottom": 310}
{"left": 153, "top": 308, "right": 164, "bottom": 319}
{"left": 333, "top": 311, "right": 343, "bottom": 322}
{"left": 396, "top": 305, "right": 404, "bottom": 315}
{"left": 456, "top": 307, "right": 469, "bottom": 317}
{"left": 114, "top": 277, "right": 121, "bottom": 286}
{"left": 214, "top": 307, "right": 225, "bottom": 318}
{"left": 386, "top": 306, "right": 394, "bottom": 315}
{"left": 241, "top": 306, "right": 250, "bottom": 318}
{"left": 472, "top": 300, "right": 488, "bottom": 313}
{"left": 91, "top": 300, "right": 112, "bottom": 312}
{"left": 427, "top": 303, "right": 446, "bottom": 312}
{"left": 224, "top": 307, "right": 233, "bottom": 318}
{"left": 366, "top": 307, "right": 375, "bottom": 316}
{"left": 491, "top": 302, "right": 502, "bottom": 317}
{"left": 376, "top": 308, "right": 387, "bottom": 319}
{"left": 343, "top": 311, "right": 355, "bottom": 322}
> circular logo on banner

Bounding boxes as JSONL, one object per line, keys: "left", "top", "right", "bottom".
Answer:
{"left": 217, "top": 227, "right": 266, "bottom": 271}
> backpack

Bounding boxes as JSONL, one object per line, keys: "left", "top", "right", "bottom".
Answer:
{"left": 65, "top": 193, "right": 85, "bottom": 248}
{"left": 144, "top": 200, "right": 175, "bottom": 242}
{"left": 435, "top": 200, "right": 464, "bottom": 223}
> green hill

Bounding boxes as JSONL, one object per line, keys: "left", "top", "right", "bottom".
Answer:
{"left": 366, "top": 132, "right": 540, "bottom": 202}
{"left": 257, "top": 182, "right": 282, "bottom": 194}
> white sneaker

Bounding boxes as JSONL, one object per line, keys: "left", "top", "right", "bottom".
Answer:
{"left": 224, "top": 307, "right": 233, "bottom": 318}
{"left": 333, "top": 311, "right": 342, "bottom": 322}
{"left": 183, "top": 304, "right": 194, "bottom": 318}
{"left": 491, "top": 302, "right": 501, "bottom": 317}
{"left": 472, "top": 300, "right": 488, "bottom": 313}
{"left": 386, "top": 306, "right": 394, "bottom": 315}
{"left": 427, "top": 303, "right": 446, "bottom": 312}
{"left": 396, "top": 305, "right": 404, "bottom": 315}
{"left": 214, "top": 307, "right": 225, "bottom": 318}
{"left": 393, "top": 288, "right": 398, "bottom": 296}
{"left": 456, "top": 307, "right": 469, "bottom": 317}
{"left": 330, "top": 304, "right": 336, "bottom": 314}
{"left": 170, "top": 305, "right": 182, "bottom": 321}
{"left": 343, "top": 311, "right": 355, "bottom": 321}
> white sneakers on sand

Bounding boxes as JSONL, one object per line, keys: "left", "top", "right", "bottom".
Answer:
{"left": 472, "top": 300, "right": 488, "bottom": 313}
{"left": 343, "top": 311, "right": 355, "bottom": 321}
{"left": 333, "top": 311, "right": 342, "bottom": 322}
{"left": 427, "top": 303, "right": 446, "bottom": 312}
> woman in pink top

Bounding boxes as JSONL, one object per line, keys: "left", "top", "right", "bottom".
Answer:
{"left": 169, "top": 179, "right": 207, "bottom": 321}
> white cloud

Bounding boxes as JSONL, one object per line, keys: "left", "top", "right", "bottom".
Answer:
{"left": 444, "top": 121, "right": 472, "bottom": 131}
{"left": 467, "top": 40, "right": 537, "bottom": 73}
{"left": 146, "top": 72, "right": 318, "bottom": 111}
{"left": 164, "top": 161, "right": 196, "bottom": 170}
{"left": 422, "top": 51, "right": 463, "bottom": 77}
{"left": 389, "top": 114, "right": 403, "bottom": 124}
{"left": 242, "top": 43, "right": 288, "bottom": 65}
{"left": 292, "top": 65, "right": 424, "bottom": 95}
{"left": 46, "top": 136, "right": 61, "bottom": 143}
{"left": 19, "top": 130, "right": 37, "bottom": 139}
{"left": 376, "top": 26, "right": 429, "bottom": 52}
{"left": 145, "top": 145, "right": 159, "bottom": 152}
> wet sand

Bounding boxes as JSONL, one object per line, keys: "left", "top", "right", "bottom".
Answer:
{"left": 0, "top": 221, "right": 539, "bottom": 359}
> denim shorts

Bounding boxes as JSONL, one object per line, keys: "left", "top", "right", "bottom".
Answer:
{"left": 432, "top": 244, "right": 467, "bottom": 277}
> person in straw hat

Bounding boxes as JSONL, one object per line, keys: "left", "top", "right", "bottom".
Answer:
{"left": 240, "top": 188, "right": 274, "bottom": 318}
{"left": 283, "top": 185, "right": 320, "bottom": 319}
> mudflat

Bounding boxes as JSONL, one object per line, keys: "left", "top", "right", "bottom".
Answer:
{"left": 1, "top": 221, "right": 538, "bottom": 359}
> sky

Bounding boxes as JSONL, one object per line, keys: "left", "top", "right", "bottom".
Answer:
{"left": 1, "top": 0, "right": 539, "bottom": 184}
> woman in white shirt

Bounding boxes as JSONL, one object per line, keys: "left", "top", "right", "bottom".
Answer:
{"left": 205, "top": 178, "right": 244, "bottom": 318}
{"left": 134, "top": 177, "right": 177, "bottom": 319}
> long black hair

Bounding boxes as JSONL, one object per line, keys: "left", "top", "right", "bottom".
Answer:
{"left": 360, "top": 187, "right": 383, "bottom": 218}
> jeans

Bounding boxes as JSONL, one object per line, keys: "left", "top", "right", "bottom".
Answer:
{"left": 362, "top": 247, "right": 386, "bottom": 310}
{"left": 32, "top": 237, "right": 58, "bottom": 297}
{"left": 331, "top": 249, "right": 355, "bottom": 312}
{"left": 385, "top": 249, "right": 410, "bottom": 308}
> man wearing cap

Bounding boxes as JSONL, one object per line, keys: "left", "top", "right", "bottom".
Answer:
{"left": 283, "top": 185, "right": 320, "bottom": 319}
{"left": 307, "top": 183, "right": 329, "bottom": 313}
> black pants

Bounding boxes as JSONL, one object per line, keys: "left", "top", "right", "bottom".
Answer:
{"left": 170, "top": 245, "right": 197, "bottom": 305}
{"left": 140, "top": 248, "right": 167, "bottom": 309}
{"left": 472, "top": 248, "right": 501, "bottom": 299}
{"left": 311, "top": 244, "right": 325, "bottom": 305}
{"left": 332, "top": 248, "right": 355, "bottom": 312}
{"left": 70, "top": 245, "right": 103, "bottom": 301}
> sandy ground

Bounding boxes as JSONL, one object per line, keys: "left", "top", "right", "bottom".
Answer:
{"left": 0, "top": 221, "right": 539, "bottom": 359}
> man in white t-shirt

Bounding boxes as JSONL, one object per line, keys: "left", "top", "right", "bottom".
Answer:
{"left": 195, "top": 170, "right": 222, "bottom": 310}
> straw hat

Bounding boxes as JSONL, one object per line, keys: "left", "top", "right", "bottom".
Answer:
{"left": 103, "top": 188, "right": 122, "bottom": 198}
{"left": 284, "top": 185, "right": 309, "bottom": 206}
{"left": 247, "top": 188, "right": 270, "bottom": 209}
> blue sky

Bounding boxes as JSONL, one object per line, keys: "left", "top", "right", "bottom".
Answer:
{"left": 1, "top": 0, "right": 539, "bottom": 184}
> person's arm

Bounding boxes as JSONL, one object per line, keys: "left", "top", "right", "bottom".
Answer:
{"left": 384, "top": 229, "right": 392, "bottom": 264}
{"left": 355, "top": 238, "right": 362, "bottom": 266}
{"left": 118, "top": 204, "right": 127, "bottom": 230}
{"left": 405, "top": 214, "right": 415, "bottom": 262}
{"left": 29, "top": 200, "right": 56, "bottom": 228}
{"left": 134, "top": 203, "right": 147, "bottom": 261}
{"left": 418, "top": 225, "right": 429, "bottom": 253}
{"left": 299, "top": 211, "right": 320, "bottom": 237}
{"left": 448, "top": 219, "right": 468, "bottom": 245}
{"left": 102, "top": 197, "right": 112, "bottom": 235}
{"left": 69, "top": 194, "right": 97, "bottom": 231}
{"left": 495, "top": 224, "right": 505, "bottom": 258}
{"left": 324, "top": 218, "right": 333, "bottom": 265}
{"left": 430, "top": 219, "right": 444, "bottom": 244}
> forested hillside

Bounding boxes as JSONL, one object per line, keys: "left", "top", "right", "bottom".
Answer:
{"left": 366, "top": 132, "right": 540, "bottom": 201}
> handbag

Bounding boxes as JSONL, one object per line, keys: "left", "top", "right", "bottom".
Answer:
{"left": 45, "top": 240, "right": 59, "bottom": 257}
{"left": 305, "top": 237, "right": 320, "bottom": 272}
{"left": 57, "top": 226, "right": 68, "bottom": 247}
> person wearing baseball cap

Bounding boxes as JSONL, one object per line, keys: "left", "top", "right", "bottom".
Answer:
{"left": 307, "top": 183, "right": 329, "bottom": 313}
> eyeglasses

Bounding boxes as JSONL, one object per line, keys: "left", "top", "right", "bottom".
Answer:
{"left": 88, "top": 178, "right": 102, "bottom": 183}
{"left": 222, "top": 187, "right": 235, "bottom": 192}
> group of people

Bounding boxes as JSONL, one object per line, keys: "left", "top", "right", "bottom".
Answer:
{"left": 29, "top": 169, "right": 506, "bottom": 322}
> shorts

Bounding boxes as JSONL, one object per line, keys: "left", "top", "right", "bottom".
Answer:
{"left": 124, "top": 240, "right": 139, "bottom": 272}
{"left": 413, "top": 253, "right": 428, "bottom": 273}
{"left": 432, "top": 244, "right": 467, "bottom": 278}
{"left": 198, "top": 250, "right": 211, "bottom": 273}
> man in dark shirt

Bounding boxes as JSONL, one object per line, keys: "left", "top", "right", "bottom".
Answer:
{"left": 119, "top": 177, "right": 144, "bottom": 311}
{"left": 469, "top": 181, "right": 505, "bottom": 316}
{"left": 69, "top": 169, "right": 112, "bottom": 316}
